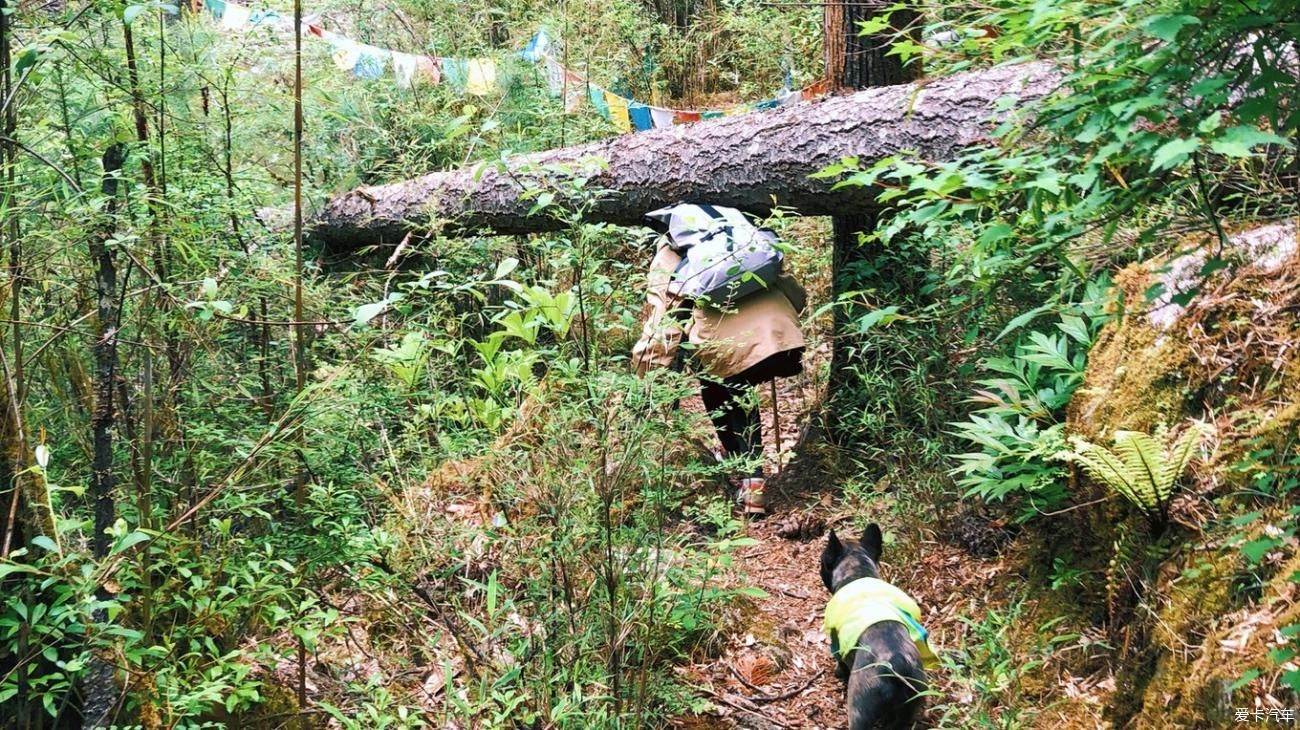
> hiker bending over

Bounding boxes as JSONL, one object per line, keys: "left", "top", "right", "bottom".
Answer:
{"left": 632, "top": 203, "right": 807, "bottom": 516}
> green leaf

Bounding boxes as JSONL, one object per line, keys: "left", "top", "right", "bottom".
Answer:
{"left": 14, "top": 48, "right": 40, "bottom": 77}
{"left": 528, "top": 191, "right": 555, "bottom": 214}
{"left": 1210, "top": 126, "right": 1294, "bottom": 158}
{"left": 1150, "top": 137, "right": 1200, "bottom": 172}
{"left": 1196, "top": 111, "right": 1222, "bottom": 135}
{"left": 1230, "top": 511, "right": 1262, "bottom": 527}
{"left": 995, "top": 303, "right": 1052, "bottom": 342}
{"left": 855, "top": 305, "right": 902, "bottom": 334}
{"left": 1199, "top": 257, "right": 1230, "bottom": 277}
{"left": 112, "top": 530, "right": 152, "bottom": 555}
{"left": 1056, "top": 315, "right": 1091, "bottom": 345}
{"left": 977, "top": 222, "right": 1015, "bottom": 248}
{"left": 0, "top": 562, "right": 39, "bottom": 580}
{"left": 31, "top": 535, "right": 59, "bottom": 553}
{"left": 353, "top": 300, "right": 388, "bottom": 327}
{"left": 494, "top": 257, "right": 520, "bottom": 280}
{"left": 856, "top": 15, "right": 891, "bottom": 35}
{"left": 123, "top": 4, "right": 145, "bottom": 24}
{"left": 1143, "top": 14, "right": 1199, "bottom": 42}
{"left": 1229, "top": 668, "right": 1260, "bottom": 692}
{"left": 1025, "top": 171, "right": 1062, "bottom": 195}
{"left": 1242, "top": 538, "right": 1278, "bottom": 563}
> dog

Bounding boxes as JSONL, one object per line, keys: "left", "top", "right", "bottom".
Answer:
{"left": 821, "top": 523, "right": 931, "bottom": 729}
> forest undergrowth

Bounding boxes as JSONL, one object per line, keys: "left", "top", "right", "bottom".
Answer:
{"left": 1, "top": 0, "right": 1298, "bottom": 728}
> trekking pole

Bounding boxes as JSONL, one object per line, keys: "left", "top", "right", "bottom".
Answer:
{"left": 769, "top": 379, "right": 782, "bottom": 475}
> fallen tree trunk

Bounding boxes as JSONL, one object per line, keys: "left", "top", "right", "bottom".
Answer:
{"left": 308, "top": 61, "right": 1062, "bottom": 250}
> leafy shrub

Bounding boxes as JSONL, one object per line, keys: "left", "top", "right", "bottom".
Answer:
{"left": 949, "top": 281, "right": 1113, "bottom": 520}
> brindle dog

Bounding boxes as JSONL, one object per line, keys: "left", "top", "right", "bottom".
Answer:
{"left": 821, "top": 524, "right": 928, "bottom": 729}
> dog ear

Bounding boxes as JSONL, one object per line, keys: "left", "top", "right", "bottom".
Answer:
{"left": 820, "top": 530, "right": 843, "bottom": 590}
{"left": 862, "top": 523, "right": 883, "bottom": 562}
{"left": 826, "top": 529, "right": 842, "bottom": 556}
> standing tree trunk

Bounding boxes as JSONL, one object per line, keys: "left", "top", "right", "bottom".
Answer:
{"left": 824, "top": 1, "right": 922, "bottom": 436}
{"left": 80, "top": 143, "right": 127, "bottom": 730}
{"left": 0, "top": 0, "right": 21, "bottom": 563}
{"left": 90, "top": 143, "right": 125, "bottom": 560}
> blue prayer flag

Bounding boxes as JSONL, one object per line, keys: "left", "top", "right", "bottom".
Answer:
{"left": 442, "top": 58, "right": 468, "bottom": 90}
{"left": 628, "top": 103, "right": 653, "bottom": 131}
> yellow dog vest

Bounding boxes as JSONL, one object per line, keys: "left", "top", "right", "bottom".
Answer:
{"left": 823, "top": 577, "right": 939, "bottom": 671}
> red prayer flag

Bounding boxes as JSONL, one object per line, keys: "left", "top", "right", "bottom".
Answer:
{"left": 801, "top": 79, "right": 830, "bottom": 100}
{"left": 416, "top": 56, "right": 441, "bottom": 85}
{"left": 672, "top": 110, "right": 702, "bottom": 124}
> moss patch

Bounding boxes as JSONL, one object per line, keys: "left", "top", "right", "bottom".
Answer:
{"left": 1031, "top": 221, "right": 1300, "bottom": 727}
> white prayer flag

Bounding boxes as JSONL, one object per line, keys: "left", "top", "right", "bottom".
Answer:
{"left": 650, "top": 107, "right": 674, "bottom": 129}
{"left": 221, "top": 1, "right": 251, "bottom": 30}
{"left": 392, "top": 52, "right": 418, "bottom": 89}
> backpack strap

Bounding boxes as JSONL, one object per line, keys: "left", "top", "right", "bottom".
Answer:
{"left": 696, "top": 203, "right": 727, "bottom": 221}
{"left": 694, "top": 203, "right": 735, "bottom": 250}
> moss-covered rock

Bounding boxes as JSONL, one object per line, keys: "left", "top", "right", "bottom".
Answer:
{"left": 1045, "top": 220, "right": 1300, "bottom": 728}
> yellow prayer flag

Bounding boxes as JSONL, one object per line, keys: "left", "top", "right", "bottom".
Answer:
{"left": 465, "top": 59, "right": 497, "bottom": 96}
{"left": 603, "top": 90, "right": 631, "bottom": 132}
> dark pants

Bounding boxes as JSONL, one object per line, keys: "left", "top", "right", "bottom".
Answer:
{"left": 699, "top": 348, "right": 804, "bottom": 480}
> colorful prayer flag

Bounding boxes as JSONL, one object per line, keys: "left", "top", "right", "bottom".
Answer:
{"left": 248, "top": 9, "right": 282, "bottom": 27}
{"left": 628, "top": 103, "right": 653, "bottom": 131}
{"left": 521, "top": 30, "right": 550, "bottom": 63}
{"left": 465, "top": 59, "right": 497, "bottom": 95}
{"left": 415, "top": 55, "right": 441, "bottom": 85}
{"left": 563, "top": 71, "right": 585, "bottom": 113}
{"left": 543, "top": 58, "right": 565, "bottom": 96}
{"left": 392, "top": 52, "right": 418, "bottom": 88}
{"left": 199, "top": 9, "right": 798, "bottom": 132}
{"left": 603, "top": 91, "right": 631, "bottom": 132}
{"left": 442, "top": 58, "right": 467, "bottom": 90}
{"left": 650, "top": 107, "right": 674, "bottom": 129}
{"left": 588, "top": 85, "right": 610, "bottom": 119}
{"left": 326, "top": 34, "right": 361, "bottom": 72}
{"left": 802, "top": 79, "right": 830, "bottom": 100}
{"left": 220, "top": 1, "right": 250, "bottom": 30}
{"left": 354, "top": 45, "right": 389, "bottom": 80}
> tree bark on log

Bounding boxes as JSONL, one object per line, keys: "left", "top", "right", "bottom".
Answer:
{"left": 307, "top": 61, "right": 1061, "bottom": 251}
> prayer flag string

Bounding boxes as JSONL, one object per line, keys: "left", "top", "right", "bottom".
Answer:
{"left": 201, "top": 3, "right": 827, "bottom": 131}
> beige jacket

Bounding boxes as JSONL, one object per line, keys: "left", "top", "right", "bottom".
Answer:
{"left": 632, "top": 241, "right": 806, "bottom": 379}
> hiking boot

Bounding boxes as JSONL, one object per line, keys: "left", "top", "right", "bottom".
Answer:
{"left": 738, "top": 477, "right": 767, "bottom": 516}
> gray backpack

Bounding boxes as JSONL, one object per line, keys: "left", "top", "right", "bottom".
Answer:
{"left": 645, "top": 203, "right": 785, "bottom": 307}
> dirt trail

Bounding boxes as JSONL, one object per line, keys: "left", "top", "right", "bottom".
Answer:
{"left": 674, "top": 348, "right": 851, "bottom": 729}
{"left": 675, "top": 347, "right": 1003, "bottom": 729}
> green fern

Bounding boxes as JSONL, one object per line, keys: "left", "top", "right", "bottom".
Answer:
{"left": 1106, "top": 521, "right": 1137, "bottom": 628}
{"left": 1057, "top": 421, "right": 1213, "bottom": 526}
